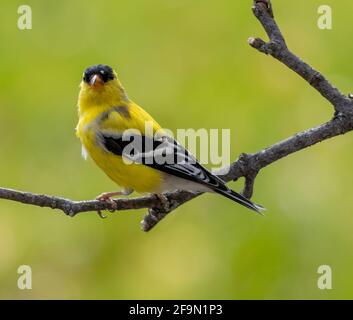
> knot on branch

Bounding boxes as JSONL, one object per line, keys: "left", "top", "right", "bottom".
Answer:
{"left": 333, "top": 109, "right": 353, "bottom": 132}
{"left": 61, "top": 203, "right": 77, "bottom": 217}
{"left": 237, "top": 153, "right": 258, "bottom": 177}
{"left": 308, "top": 71, "right": 325, "bottom": 87}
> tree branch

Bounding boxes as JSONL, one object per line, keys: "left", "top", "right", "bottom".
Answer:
{"left": 1, "top": 0, "right": 353, "bottom": 231}
{"left": 248, "top": 0, "right": 352, "bottom": 113}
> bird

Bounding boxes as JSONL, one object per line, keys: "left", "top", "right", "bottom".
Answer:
{"left": 76, "top": 64, "right": 264, "bottom": 214}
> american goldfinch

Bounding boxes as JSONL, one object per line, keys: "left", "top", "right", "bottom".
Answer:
{"left": 76, "top": 64, "right": 264, "bottom": 213}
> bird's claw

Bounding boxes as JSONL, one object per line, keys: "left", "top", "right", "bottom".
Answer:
{"left": 95, "top": 194, "right": 119, "bottom": 218}
{"left": 96, "top": 210, "right": 108, "bottom": 219}
{"left": 96, "top": 195, "right": 118, "bottom": 210}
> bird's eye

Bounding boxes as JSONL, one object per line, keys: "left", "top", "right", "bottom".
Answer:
{"left": 100, "top": 70, "right": 105, "bottom": 74}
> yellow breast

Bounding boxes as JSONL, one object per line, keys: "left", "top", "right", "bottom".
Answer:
{"left": 76, "top": 104, "right": 164, "bottom": 193}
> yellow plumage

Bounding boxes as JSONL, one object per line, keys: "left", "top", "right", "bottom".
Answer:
{"left": 76, "top": 64, "right": 264, "bottom": 214}
{"left": 76, "top": 67, "right": 164, "bottom": 193}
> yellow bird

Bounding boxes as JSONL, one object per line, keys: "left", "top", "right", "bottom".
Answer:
{"left": 76, "top": 64, "right": 264, "bottom": 213}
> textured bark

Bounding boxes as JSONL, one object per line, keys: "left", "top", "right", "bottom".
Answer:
{"left": 1, "top": 1, "right": 353, "bottom": 231}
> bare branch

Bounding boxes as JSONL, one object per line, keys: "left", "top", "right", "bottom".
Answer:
{"left": 248, "top": 0, "right": 353, "bottom": 113}
{"left": 1, "top": 0, "right": 353, "bottom": 232}
{"left": 0, "top": 187, "right": 162, "bottom": 216}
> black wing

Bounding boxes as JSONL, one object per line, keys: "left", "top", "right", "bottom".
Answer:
{"left": 100, "top": 132, "right": 228, "bottom": 192}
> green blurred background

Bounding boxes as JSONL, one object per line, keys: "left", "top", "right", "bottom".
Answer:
{"left": 0, "top": 0, "right": 352, "bottom": 299}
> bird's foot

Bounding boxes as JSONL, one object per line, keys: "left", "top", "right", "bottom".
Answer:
{"left": 96, "top": 193, "right": 119, "bottom": 212}
{"left": 95, "top": 190, "right": 132, "bottom": 218}
{"left": 95, "top": 189, "right": 134, "bottom": 218}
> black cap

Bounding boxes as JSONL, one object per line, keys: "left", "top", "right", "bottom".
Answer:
{"left": 83, "top": 64, "right": 115, "bottom": 84}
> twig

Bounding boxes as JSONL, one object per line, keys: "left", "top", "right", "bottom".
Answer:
{"left": 248, "top": 0, "right": 352, "bottom": 113}
{"left": 1, "top": 0, "right": 353, "bottom": 231}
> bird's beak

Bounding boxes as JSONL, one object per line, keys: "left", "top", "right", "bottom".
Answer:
{"left": 89, "top": 74, "right": 104, "bottom": 88}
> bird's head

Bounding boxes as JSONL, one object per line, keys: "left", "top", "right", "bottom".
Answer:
{"left": 83, "top": 64, "right": 115, "bottom": 88}
{"left": 79, "top": 64, "right": 128, "bottom": 109}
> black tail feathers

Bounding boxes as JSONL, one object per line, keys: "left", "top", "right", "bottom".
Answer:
{"left": 214, "top": 188, "right": 265, "bottom": 214}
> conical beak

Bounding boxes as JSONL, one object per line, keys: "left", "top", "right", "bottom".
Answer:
{"left": 89, "top": 74, "right": 104, "bottom": 88}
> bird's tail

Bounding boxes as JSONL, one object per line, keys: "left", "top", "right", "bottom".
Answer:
{"left": 214, "top": 188, "right": 265, "bottom": 215}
